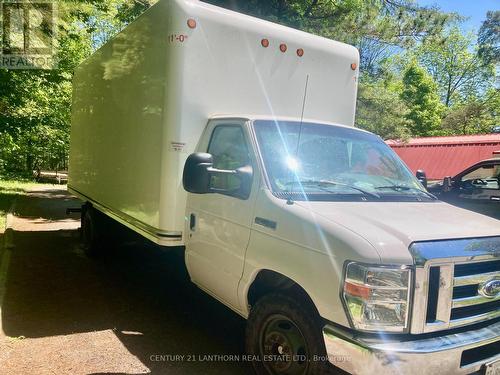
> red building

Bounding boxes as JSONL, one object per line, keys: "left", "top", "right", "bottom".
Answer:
{"left": 387, "top": 134, "right": 500, "bottom": 180}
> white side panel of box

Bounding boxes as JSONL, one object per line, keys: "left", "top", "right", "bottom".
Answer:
{"left": 69, "top": 1, "right": 173, "bottom": 233}
{"left": 157, "top": 0, "right": 360, "bottom": 232}
{"left": 69, "top": 0, "right": 360, "bottom": 243}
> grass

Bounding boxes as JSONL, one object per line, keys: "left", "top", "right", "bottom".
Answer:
{"left": 0, "top": 179, "right": 54, "bottom": 232}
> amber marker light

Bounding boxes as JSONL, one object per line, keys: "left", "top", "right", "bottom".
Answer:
{"left": 280, "top": 43, "right": 287, "bottom": 53}
{"left": 187, "top": 19, "right": 197, "bottom": 29}
{"left": 351, "top": 63, "right": 357, "bottom": 71}
{"left": 261, "top": 39, "right": 270, "bottom": 48}
{"left": 344, "top": 281, "right": 371, "bottom": 299}
{"left": 297, "top": 48, "right": 304, "bottom": 57}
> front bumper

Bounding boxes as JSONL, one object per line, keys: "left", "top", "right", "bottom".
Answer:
{"left": 322, "top": 320, "right": 500, "bottom": 375}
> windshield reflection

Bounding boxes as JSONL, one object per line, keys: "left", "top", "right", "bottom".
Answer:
{"left": 253, "top": 120, "right": 431, "bottom": 201}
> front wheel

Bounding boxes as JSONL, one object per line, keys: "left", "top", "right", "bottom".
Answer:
{"left": 246, "top": 293, "right": 334, "bottom": 375}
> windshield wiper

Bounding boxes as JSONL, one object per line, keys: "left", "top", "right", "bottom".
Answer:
{"left": 284, "top": 179, "right": 381, "bottom": 199}
{"left": 375, "top": 185, "right": 437, "bottom": 200}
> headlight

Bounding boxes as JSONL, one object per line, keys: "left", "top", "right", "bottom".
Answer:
{"left": 342, "top": 262, "right": 412, "bottom": 332}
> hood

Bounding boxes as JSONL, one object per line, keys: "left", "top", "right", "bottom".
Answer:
{"left": 295, "top": 200, "right": 500, "bottom": 263}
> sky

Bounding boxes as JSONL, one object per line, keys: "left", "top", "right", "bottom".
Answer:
{"left": 417, "top": 0, "right": 499, "bottom": 32}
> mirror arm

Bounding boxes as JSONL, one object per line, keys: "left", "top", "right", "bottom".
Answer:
{"left": 207, "top": 167, "right": 239, "bottom": 176}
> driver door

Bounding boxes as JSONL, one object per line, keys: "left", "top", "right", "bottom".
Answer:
{"left": 185, "top": 119, "right": 259, "bottom": 311}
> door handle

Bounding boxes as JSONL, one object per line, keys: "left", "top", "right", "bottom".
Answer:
{"left": 190, "top": 213, "right": 196, "bottom": 231}
{"left": 255, "top": 217, "right": 277, "bottom": 230}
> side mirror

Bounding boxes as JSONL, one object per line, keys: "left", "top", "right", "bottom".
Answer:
{"left": 182, "top": 153, "right": 254, "bottom": 199}
{"left": 443, "top": 176, "right": 452, "bottom": 192}
{"left": 416, "top": 170, "right": 428, "bottom": 188}
{"left": 183, "top": 153, "right": 213, "bottom": 194}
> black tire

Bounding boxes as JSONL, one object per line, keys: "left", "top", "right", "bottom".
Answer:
{"left": 81, "top": 206, "right": 107, "bottom": 258}
{"left": 246, "top": 292, "right": 335, "bottom": 375}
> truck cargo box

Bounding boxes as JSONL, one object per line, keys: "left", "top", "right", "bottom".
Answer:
{"left": 68, "top": 0, "right": 359, "bottom": 245}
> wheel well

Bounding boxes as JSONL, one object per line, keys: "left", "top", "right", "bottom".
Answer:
{"left": 247, "top": 270, "right": 319, "bottom": 314}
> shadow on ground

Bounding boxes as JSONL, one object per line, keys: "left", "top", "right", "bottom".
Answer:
{"left": 0, "top": 191, "right": 18, "bottom": 219}
{"left": 11, "top": 189, "right": 80, "bottom": 221}
{"left": 0, "top": 190, "right": 252, "bottom": 374}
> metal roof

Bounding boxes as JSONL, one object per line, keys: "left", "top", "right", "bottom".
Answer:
{"left": 387, "top": 134, "right": 500, "bottom": 180}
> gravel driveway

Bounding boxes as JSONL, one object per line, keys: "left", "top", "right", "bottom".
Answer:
{"left": 0, "top": 187, "right": 252, "bottom": 375}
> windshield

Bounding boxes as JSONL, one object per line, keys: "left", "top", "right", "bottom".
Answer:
{"left": 253, "top": 120, "right": 432, "bottom": 201}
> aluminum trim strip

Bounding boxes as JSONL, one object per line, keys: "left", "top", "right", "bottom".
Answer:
{"left": 449, "top": 309, "right": 500, "bottom": 328}
{"left": 452, "top": 294, "right": 500, "bottom": 308}
{"left": 454, "top": 272, "right": 500, "bottom": 287}
{"left": 369, "top": 330, "right": 500, "bottom": 354}
{"left": 331, "top": 320, "right": 500, "bottom": 353}
{"left": 411, "top": 267, "right": 428, "bottom": 334}
{"left": 410, "top": 237, "right": 500, "bottom": 266}
{"left": 68, "top": 186, "right": 183, "bottom": 240}
{"left": 436, "top": 265, "right": 454, "bottom": 326}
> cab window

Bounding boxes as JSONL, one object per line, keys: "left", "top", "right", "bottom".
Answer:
{"left": 207, "top": 125, "right": 250, "bottom": 193}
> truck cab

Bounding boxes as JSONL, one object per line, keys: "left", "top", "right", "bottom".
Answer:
{"left": 182, "top": 116, "right": 500, "bottom": 375}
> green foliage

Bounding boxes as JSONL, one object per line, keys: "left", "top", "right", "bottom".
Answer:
{"left": 0, "top": 132, "right": 18, "bottom": 174}
{"left": 442, "top": 89, "right": 500, "bottom": 135}
{"left": 0, "top": 69, "right": 73, "bottom": 173}
{"left": 401, "top": 61, "right": 444, "bottom": 136}
{"left": 415, "top": 28, "right": 493, "bottom": 107}
{"left": 0, "top": 0, "right": 152, "bottom": 176}
{"left": 204, "top": 0, "right": 455, "bottom": 58}
{"left": 356, "top": 80, "right": 411, "bottom": 140}
{"left": 478, "top": 11, "right": 500, "bottom": 65}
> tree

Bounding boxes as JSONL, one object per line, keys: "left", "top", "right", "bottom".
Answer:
{"left": 416, "top": 28, "right": 493, "bottom": 107}
{"left": 203, "top": 1, "right": 457, "bottom": 78}
{"left": 400, "top": 61, "right": 444, "bottom": 136}
{"left": 356, "top": 80, "right": 411, "bottom": 139}
{"left": 0, "top": 0, "right": 157, "bottom": 175}
{"left": 442, "top": 89, "right": 500, "bottom": 135}
{"left": 478, "top": 10, "right": 500, "bottom": 66}
{"left": 0, "top": 132, "right": 18, "bottom": 174}
{"left": 203, "top": 0, "right": 454, "bottom": 46}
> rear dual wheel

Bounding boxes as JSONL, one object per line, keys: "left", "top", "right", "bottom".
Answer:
{"left": 81, "top": 205, "right": 108, "bottom": 257}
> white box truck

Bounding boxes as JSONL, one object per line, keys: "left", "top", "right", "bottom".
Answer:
{"left": 69, "top": 0, "right": 500, "bottom": 374}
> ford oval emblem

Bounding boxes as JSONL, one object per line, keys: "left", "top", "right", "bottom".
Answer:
{"left": 478, "top": 279, "right": 500, "bottom": 298}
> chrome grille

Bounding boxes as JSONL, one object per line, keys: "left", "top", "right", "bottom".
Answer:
{"left": 410, "top": 237, "right": 500, "bottom": 334}
{"left": 449, "top": 260, "right": 500, "bottom": 328}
